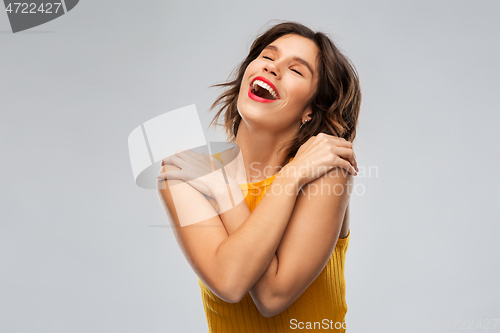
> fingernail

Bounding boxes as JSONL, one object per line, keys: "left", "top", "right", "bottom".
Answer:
{"left": 157, "top": 175, "right": 162, "bottom": 180}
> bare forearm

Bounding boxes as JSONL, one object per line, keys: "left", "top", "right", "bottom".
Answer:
{"left": 213, "top": 170, "right": 300, "bottom": 301}
{"left": 217, "top": 187, "right": 281, "bottom": 305}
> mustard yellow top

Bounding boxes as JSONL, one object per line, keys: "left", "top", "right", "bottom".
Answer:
{"left": 198, "top": 152, "right": 350, "bottom": 333}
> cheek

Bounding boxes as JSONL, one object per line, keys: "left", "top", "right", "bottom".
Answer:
{"left": 244, "top": 61, "right": 258, "bottom": 76}
{"left": 240, "top": 65, "right": 255, "bottom": 92}
{"left": 288, "top": 82, "right": 313, "bottom": 104}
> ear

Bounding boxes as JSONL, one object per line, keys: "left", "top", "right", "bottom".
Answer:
{"left": 301, "top": 107, "right": 312, "bottom": 122}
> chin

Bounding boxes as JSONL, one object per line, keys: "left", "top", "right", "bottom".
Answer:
{"left": 238, "top": 99, "right": 265, "bottom": 120}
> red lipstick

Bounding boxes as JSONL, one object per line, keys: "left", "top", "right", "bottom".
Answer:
{"left": 248, "top": 76, "right": 280, "bottom": 103}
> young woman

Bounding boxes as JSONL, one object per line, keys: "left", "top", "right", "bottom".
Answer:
{"left": 157, "top": 21, "right": 361, "bottom": 332}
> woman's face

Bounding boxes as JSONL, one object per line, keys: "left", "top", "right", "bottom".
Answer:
{"left": 237, "top": 34, "right": 319, "bottom": 132}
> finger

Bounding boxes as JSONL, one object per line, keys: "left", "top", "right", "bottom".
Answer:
{"left": 157, "top": 170, "right": 184, "bottom": 181}
{"left": 179, "top": 149, "right": 206, "bottom": 164}
{"left": 179, "top": 150, "right": 219, "bottom": 173}
{"left": 352, "top": 150, "right": 359, "bottom": 172}
{"left": 172, "top": 149, "right": 197, "bottom": 163}
{"left": 348, "top": 149, "right": 358, "bottom": 172}
{"left": 320, "top": 134, "right": 353, "bottom": 151}
{"left": 333, "top": 146, "right": 357, "bottom": 172}
{"left": 339, "top": 159, "right": 357, "bottom": 176}
{"left": 318, "top": 133, "right": 345, "bottom": 142}
{"left": 162, "top": 153, "right": 185, "bottom": 169}
{"left": 332, "top": 137, "right": 353, "bottom": 149}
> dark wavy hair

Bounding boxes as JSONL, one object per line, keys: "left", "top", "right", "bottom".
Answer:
{"left": 207, "top": 20, "right": 361, "bottom": 161}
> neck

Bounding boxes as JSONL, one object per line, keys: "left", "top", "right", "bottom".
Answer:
{"left": 230, "top": 121, "right": 297, "bottom": 184}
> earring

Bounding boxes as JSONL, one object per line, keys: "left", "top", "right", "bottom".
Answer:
{"left": 299, "top": 118, "right": 309, "bottom": 130}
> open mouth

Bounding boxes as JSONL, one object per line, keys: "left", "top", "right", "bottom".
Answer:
{"left": 248, "top": 77, "right": 280, "bottom": 103}
{"left": 251, "top": 84, "right": 276, "bottom": 100}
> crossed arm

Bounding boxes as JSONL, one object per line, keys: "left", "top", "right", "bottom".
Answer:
{"left": 157, "top": 163, "right": 352, "bottom": 317}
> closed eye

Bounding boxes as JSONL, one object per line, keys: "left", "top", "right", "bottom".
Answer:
{"left": 263, "top": 55, "right": 303, "bottom": 76}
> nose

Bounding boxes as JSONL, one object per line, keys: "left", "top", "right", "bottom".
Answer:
{"left": 263, "top": 61, "right": 280, "bottom": 79}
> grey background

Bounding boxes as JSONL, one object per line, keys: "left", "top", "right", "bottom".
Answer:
{"left": 1, "top": 1, "right": 499, "bottom": 332}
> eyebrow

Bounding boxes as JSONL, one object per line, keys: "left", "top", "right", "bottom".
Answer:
{"left": 263, "top": 44, "right": 314, "bottom": 77}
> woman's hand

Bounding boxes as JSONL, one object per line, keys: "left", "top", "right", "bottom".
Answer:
{"left": 157, "top": 149, "right": 230, "bottom": 199}
{"left": 283, "top": 133, "right": 358, "bottom": 188}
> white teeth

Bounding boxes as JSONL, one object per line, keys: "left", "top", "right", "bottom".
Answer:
{"left": 252, "top": 80, "right": 278, "bottom": 99}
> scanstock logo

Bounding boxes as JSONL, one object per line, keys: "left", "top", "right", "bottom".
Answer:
{"left": 3, "top": 0, "right": 79, "bottom": 33}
